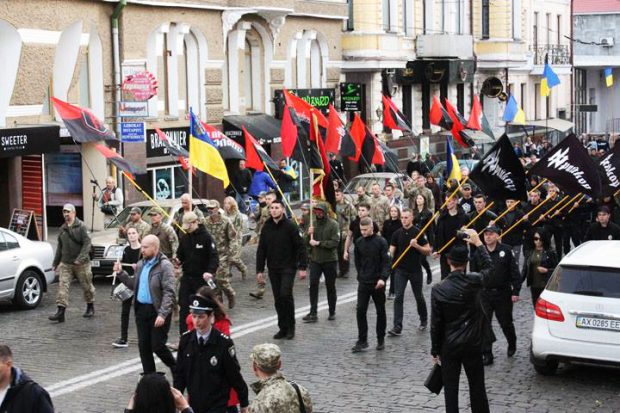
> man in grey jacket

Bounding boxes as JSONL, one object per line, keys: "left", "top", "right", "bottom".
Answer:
{"left": 115, "top": 235, "right": 176, "bottom": 375}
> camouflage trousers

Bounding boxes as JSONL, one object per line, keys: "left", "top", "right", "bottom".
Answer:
{"left": 56, "top": 262, "right": 96, "bottom": 308}
{"left": 228, "top": 251, "right": 248, "bottom": 278}
{"left": 215, "top": 259, "right": 235, "bottom": 300}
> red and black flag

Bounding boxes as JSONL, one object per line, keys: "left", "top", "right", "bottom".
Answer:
{"left": 280, "top": 104, "right": 299, "bottom": 158}
{"left": 377, "top": 140, "right": 399, "bottom": 173}
{"left": 52, "top": 97, "right": 116, "bottom": 142}
{"left": 361, "top": 129, "right": 385, "bottom": 167}
{"left": 155, "top": 128, "right": 192, "bottom": 172}
{"left": 326, "top": 104, "right": 351, "bottom": 153}
{"left": 203, "top": 122, "right": 245, "bottom": 160}
{"left": 429, "top": 96, "right": 453, "bottom": 131}
{"left": 346, "top": 113, "right": 368, "bottom": 162}
{"left": 283, "top": 89, "right": 328, "bottom": 128}
{"left": 93, "top": 144, "right": 146, "bottom": 179}
{"left": 469, "top": 134, "right": 527, "bottom": 200}
{"left": 382, "top": 94, "right": 414, "bottom": 134}
{"left": 598, "top": 143, "right": 620, "bottom": 196}
{"left": 530, "top": 134, "right": 602, "bottom": 198}
{"left": 443, "top": 98, "right": 472, "bottom": 148}
{"left": 242, "top": 127, "right": 278, "bottom": 172}
{"left": 466, "top": 95, "right": 495, "bottom": 139}
{"left": 310, "top": 112, "right": 336, "bottom": 210}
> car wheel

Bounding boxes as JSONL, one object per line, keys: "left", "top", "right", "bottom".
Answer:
{"left": 13, "top": 270, "right": 43, "bottom": 310}
{"left": 534, "top": 360, "right": 559, "bottom": 376}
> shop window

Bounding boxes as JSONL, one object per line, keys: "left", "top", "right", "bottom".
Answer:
{"left": 148, "top": 165, "right": 188, "bottom": 200}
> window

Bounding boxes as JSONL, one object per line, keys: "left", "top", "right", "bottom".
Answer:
{"left": 533, "top": 12, "right": 538, "bottom": 48}
{"left": 546, "top": 13, "right": 551, "bottom": 46}
{"left": 547, "top": 266, "right": 620, "bottom": 299}
{"left": 482, "top": 0, "right": 490, "bottom": 39}
{"left": 149, "top": 165, "right": 188, "bottom": 200}
{"left": 512, "top": 0, "right": 521, "bottom": 40}
{"left": 424, "top": 0, "right": 434, "bottom": 34}
{"left": 347, "top": 0, "right": 354, "bottom": 31}
{"left": 4, "top": 233, "right": 18, "bottom": 250}
{"left": 557, "top": 15, "right": 561, "bottom": 45}
{"left": 383, "top": 0, "right": 397, "bottom": 32}
{"left": 521, "top": 83, "right": 526, "bottom": 114}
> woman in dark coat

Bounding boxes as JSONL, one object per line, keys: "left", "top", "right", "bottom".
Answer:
{"left": 522, "top": 228, "right": 558, "bottom": 306}
{"left": 413, "top": 194, "right": 435, "bottom": 284}
{"left": 383, "top": 206, "right": 403, "bottom": 299}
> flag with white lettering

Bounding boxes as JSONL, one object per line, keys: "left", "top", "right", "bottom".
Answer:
{"left": 469, "top": 134, "right": 527, "bottom": 200}
{"left": 598, "top": 144, "right": 620, "bottom": 196}
{"left": 529, "top": 134, "right": 602, "bottom": 198}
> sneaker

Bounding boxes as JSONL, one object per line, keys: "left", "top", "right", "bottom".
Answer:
{"left": 376, "top": 340, "right": 385, "bottom": 351}
{"left": 302, "top": 313, "right": 318, "bottom": 323}
{"left": 112, "top": 338, "right": 128, "bottom": 348}
{"left": 351, "top": 341, "right": 369, "bottom": 353}
{"left": 418, "top": 323, "right": 427, "bottom": 331}
{"left": 327, "top": 313, "right": 336, "bottom": 321}
{"left": 272, "top": 330, "right": 287, "bottom": 340}
{"left": 387, "top": 328, "right": 402, "bottom": 337}
{"left": 387, "top": 293, "right": 395, "bottom": 301}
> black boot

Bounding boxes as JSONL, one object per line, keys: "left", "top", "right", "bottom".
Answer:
{"left": 83, "top": 303, "right": 95, "bottom": 318}
{"left": 49, "top": 306, "right": 65, "bottom": 323}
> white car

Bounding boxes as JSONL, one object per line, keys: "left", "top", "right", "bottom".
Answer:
{"left": 530, "top": 240, "right": 620, "bottom": 375}
{"left": 0, "top": 227, "right": 55, "bottom": 309}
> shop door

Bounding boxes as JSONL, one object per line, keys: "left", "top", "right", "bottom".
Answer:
{"left": 21, "top": 156, "right": 43, "bottom": 240}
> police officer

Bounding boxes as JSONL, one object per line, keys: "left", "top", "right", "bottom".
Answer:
{"left": 176, "top": 212, "right": 219, "bottom": 336}
{"left": 470, "top": 225, "right": 521, "bottom": 366}
{"left": 174, "top": 294, "right": 249, "bottom": 413}
{"left": 584, "top": 206, "right": 620, "bottom": 241}
{"left": 205, "top": 200, "right": 238, "bottom": 309}
{"left": 119, "top": 207, "right": 151, "bottom": 240}
{"left": 49, "top": 203, "right": 96, "bottom": 323}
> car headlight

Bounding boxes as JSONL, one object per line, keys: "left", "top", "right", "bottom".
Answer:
{"left": 105, "top": 245, "right": 125, "bottom": 259}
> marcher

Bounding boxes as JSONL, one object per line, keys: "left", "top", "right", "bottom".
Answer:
{"left": 95, "top": 176, "right": 123, "bottom": 226}
{"left": 125, "top": 373, "right": 193, "bottom": 413}
{"left": 458, "top": 183, "right": 475, "bottom": 215}
{"left": 343, "top": 203, "right": 379, "bottom": 262}
{"left": 584, "top": 206, "right": 620, "bottom": 241}
{"left": 495, "top": 199, "right": 527, "bottom": 264}
{"left": 248, "top": 343, "right": 312, "bottom": 413}
{"left": 119, "top": 207, "right": 151, "bottom": 240}
{"left": 303, "top": 203, "right": 340, "bottom": 323}
{"left": 523, "top": 229, "right": 558, "bottom": 306}
{"left": 405, "top": 174, "right": 435, "bottom": 211}
{"left": 413, "top": 194, "right": 435, "bottom": 285}
{"left": 0, "top": 344, "right": 54, "bottom": 413}
{"left": 115, "top": 235, "right": 177, "bottom": 375}
{"left": 173, "top": 294, "right": 249, "bottom": 413}
{"left": 232, "top": 160, "right": 253, "bottom": 214}
{"left": 468, "top": 195, "right": 497, "bottom": 235}
{"left": 249, "top": 170, "right": 276, "bottom": 198}
{"left": 369, "top": 182, "right": 390, "bottom": 231}
{"left": 381, "top": 206, "right": 402, "bottom": 299}
{"left": 172, "top": 194, "right": 205, "bottom": 235}
{"left": 176, "top": 211, "right": 219, "bottom": 335}
{"left": 388, "top": 208, "right": 432, "bottom": 336}
{"left": 352, "top": 217, "right": 390, "bottom": 352}
{"left": 147, "top": 208, "right": 179, "bottom": 260}
{"left": 353, "top": 185, "right": 371, "bottom": 208}
{"left": 205, "top": 200, "right": 239, "bottom": 309}
{"left": 250, "top": 191, "right": 278, "bottom": 299}
{"left": 434, "top": 195, "right": 467, "bottom": 279}
{"left": 430, "top": 232, "right": 492, "bottom": 413}
{"left": 540, "top": 185, "right": 565, "bottom": 259}
{"left": 329, "top": 152, "right": 346, "bottom": 183}
{"left": 223, "top": 196, "right": 249, "bottom": 280}
{"left": 112, "top": 227, "right": 141, "bottom": 348}
{"left": 256, "top": 199, "right": 308, "bottom": 339}
{"left": 470, "top": 225, "right": 521, "bottom": 366}
{"left": 335, "top": 188, "right": 355, "bottom": 278}
{"left": 384, "top": 183, "right": 403, "bottom": 210}
{"left": 275, "top": 159, "right": 297, "bottom": 201}
{"left": 49, "top": 203, "right": 96, "bottom": 323}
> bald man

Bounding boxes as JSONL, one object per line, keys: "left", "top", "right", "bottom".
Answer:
{"left": 115, "top": 234, "right": 177, "bottom": 375}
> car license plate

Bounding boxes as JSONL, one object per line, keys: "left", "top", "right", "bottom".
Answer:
{"left": 91, "top": 260, "right": 100, "bottom": 268}
{"left": 576, "top": 316, "right": 620, "bottom": 332}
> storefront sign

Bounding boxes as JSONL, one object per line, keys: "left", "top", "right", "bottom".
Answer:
{"left": 119, "top": 101, "right": 149, "bottom": 118}
{"left": 146, "top": 127, "right": 190, "bottom": 158}
{"left": 273, "top": 88, "right": 335, "bottom": 117}
{"left": 0, "top": 125, "right": 60, "bottom": 158}
{"left": 339, "top": 83, "right": 363, "bottom": 112}
{"left": 122, "top": 71, "right": 158, "bottom": 101}
{"left": 120, "top": 122, "right": 146, "bottom": 142}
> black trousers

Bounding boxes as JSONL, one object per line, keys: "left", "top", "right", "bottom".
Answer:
{"left": 337, "top": 236, "right": 349, "bottom": 276}
{"left": 135, "top": 302, "right": 176, "bottom": 374}
{"left": 421, "top": 256, "right": 432, "bottom": 280}
{"left": 546, "top": 224, "right": 564, "bottom": 259}
{"left": 309, "top": 261, "right": 337, "bottom": 315}
{"left": 179, "top": 276, "right": 207, "bottom": 335}
{"left": 269, "top": 268, "right": 296, "bottom": 333}
{"left": 356, "top": 282, "right": 386, "bottom": 342}
{"left": 562, "top": 221, "right": 582, "bottom": 255}
{"left": 442, "top": 351, "right": 489, "bottom": 413}
{"left": 440, "top": 254, "right": 450, "bottom": 280}
{"left": 120, "top": 298, "right": 133, "bottom": 341}
{"left": 480, "top": 289, "right": 516, "bottom": 355}
{"left": 531, "top": 286, "right": 545, "bottom": 307}
{"left": 392, "top": 270, "right": 427, "bottom": 330}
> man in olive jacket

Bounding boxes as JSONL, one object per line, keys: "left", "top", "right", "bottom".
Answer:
{"left": 115, "top": 235, "right": 177, "bottom": 375}
{"left": 303, "top": 203, "right": 340, "bottom": 323}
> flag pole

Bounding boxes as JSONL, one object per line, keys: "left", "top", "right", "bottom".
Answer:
{"left": 122, "top": 171, "right": 186, "bottom": 234}
{"left": 437, "top": 201, "right": 495, "bottom": 255}
{"left": 500, "top": 196, "right": 552, "bottom": 239}
{"left": 391, "top": 177, "right": 467, "bottom": 270}
{"left": 263, "top": 163, "right": 299, "bottom": 226}
{"left": 532, "top": 193, "right": 580, "bottom": 226}
{"left": 566, "top": 193, "right": 586, "bottom": 215}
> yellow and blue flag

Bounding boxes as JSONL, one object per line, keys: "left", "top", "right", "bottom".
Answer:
{"left": 605, "top": 67, "right": 614, "bottom": 87}
{"left": 189, "top": 109, "right": 230, "bottom": 188}
{"left": 446, "top": 137, "right": 462, "bottom": 183}
{"left": 502, "top": 94, "right": 526, "bottom": 125}
{"left": 541, "top": 63, "right": 560, "bottom": 97}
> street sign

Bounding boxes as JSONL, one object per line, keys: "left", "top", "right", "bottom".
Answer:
{"left": 119, "top": 101, "right": 148, "bottom": 117}
{"left": 120, "top": 122, "right": 146, "bottom": 142}
{"left": 339, "top": 82, "right": 363, "bottom": 112}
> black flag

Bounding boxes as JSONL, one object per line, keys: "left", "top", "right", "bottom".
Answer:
{"left": 469, "top": 134, "right": 527, "bottom": 200}
{"left": 599, "top": 144, "right": 620, "bottom": 196}
{"left": 529, "top": 134, "right": 602, "bottom": 198}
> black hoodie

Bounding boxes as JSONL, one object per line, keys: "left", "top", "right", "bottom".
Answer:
{"left": 177, "top": 225, "right": 219, "bottom": 278}
{"left": 0, "top": 367, "right": 53, "bottom": 413}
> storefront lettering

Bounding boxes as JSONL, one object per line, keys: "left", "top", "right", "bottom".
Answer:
{"left": 149, "top": 130, "right": 187, "bottom": 150}
{"left": 1, "top": 135, "right": 28, "bottom": 147}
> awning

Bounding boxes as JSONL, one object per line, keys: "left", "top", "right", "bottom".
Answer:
{"left": 0, "top": 124, "right": 60, "bottom": 158}
{"left": 508, "top": 118, "right": 574, "bottom": 133}
{"left": 222, "top": 113, "right": 281, "bottom": 146}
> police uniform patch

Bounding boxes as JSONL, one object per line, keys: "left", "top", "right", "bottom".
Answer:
{"left": 210, "top": 356, "right": 218, "bottom": 366}
{"left": 609, "top": 235, "right": 613, "bottom": 240}
{"left": 228, "top": 346, "right": 236, "bottom": 357}
{"left": 499, "top": 251, "right": 506, "bottom": 258}
{"left": 193, "top": 300, "right": 199, "bottom": 307}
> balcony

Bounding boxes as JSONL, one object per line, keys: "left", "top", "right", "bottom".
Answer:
{"left": 416, "top": 34, "right": 474, "bottom": 59}
{"left": 530, "top": 44, "right": 571, "bottom": 65}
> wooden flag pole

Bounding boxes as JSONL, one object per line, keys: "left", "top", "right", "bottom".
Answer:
{"left": 567, "top": 193, "right": 586, "bottom": 214}
{"left": 501, "top": 196, "right": 552, "bottom": 239}
{"left": 437, "top": 201, "right": 495, "bottom": 255}
{"left": 391, "top": 177, "right": 468, "bottom": 270}
{"left": 263, "top": 163, "right": 299, "bottom": 226}
{"left": 530, "top": 194, "right": 571, "bottom": 227}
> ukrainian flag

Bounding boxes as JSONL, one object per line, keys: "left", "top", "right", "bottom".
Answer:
{"left": 189, "top": 109, "right": 230, "bottom": 188}
{"left": 446, "top": 137, "right": 462, "bottom": 183}
{"left": 541, "top": 63, "right": 561, "bottom": 97}
{"left": 605, "top": 68, "right": 614, "bottom": 87}
{"left": 502, "top": 95, "right": 526, "bottom": 125}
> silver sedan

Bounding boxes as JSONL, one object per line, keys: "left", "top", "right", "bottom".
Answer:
{"left": 0, "top": 227, "right": 55, "bottom": 309}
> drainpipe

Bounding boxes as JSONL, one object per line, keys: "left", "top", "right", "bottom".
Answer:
{"left": 112, "top": 0, "right": 127, "bottom": 194}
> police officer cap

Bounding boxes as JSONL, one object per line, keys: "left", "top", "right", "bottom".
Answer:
{"left": 130, "top": 207, "right": 142, "bottom": 215}
{"left": 189, "top": 294, "right": 215, "bottom": 314}
{"left": 206, "top": 199, "right": 220, "bottom": 209}
{"left": 63, "top": 203, "right": 76, "bottom": 212}
{"left": 182, "top": 211, "right": 199, "bottom": 229}
{"left": 447, "top": 244, "right": 469, "bottom": 264}
{"left": 483, "top": 225, "right": 501, "bottom": 234}
{"left": 251, "top": 343, "right": 281, "bottom": 372}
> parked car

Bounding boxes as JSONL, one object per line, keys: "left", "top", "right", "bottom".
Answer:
{"left": 0, "top": 227, "right": 55, "bottom": 309}
{"left": 430, "top": 159, "right": 479, "bottom": 188}
{"left": 90, "top": 199, "right": 250, "bottom": 277}
{"left": 530, "top": 241, "right": 620, "bottom": 375}
{"left": 343, "top": 173, "right": 407, "bottom": 195}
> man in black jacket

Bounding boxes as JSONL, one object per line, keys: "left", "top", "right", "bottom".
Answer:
{"left": 470, "top": 225, "right": 521, "bottom": 365}
{"left": 495, "top": 199, "right": 527, "bottom": 264}
{"left": 430, "top": 229, "right": 491, "bottom": 413}
{"left": 352, "top": 217, "right": 390, "bottom": 352}
{"left": 176, "top": 212, "right": 219, "bottom": 336}
{"left": 434, "top": 196, "right": 468, "bottom": 279}
{"left": 256, "top": 200, "right": 307, "bottom": 339}
{"left": 0, "top": 345, "right": 53, "bottom": 413}
{"left": 232, "top": 160, "right": 253, "bottom": 214}
{"left": 469, "top": 195, "right": 497, "bottom": 235}
{"left": 584, "top": 206, "right": 620, "bottom": 241}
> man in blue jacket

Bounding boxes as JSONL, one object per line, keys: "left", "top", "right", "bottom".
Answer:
{"left": 249, "top": 170, "right": 276, "bottom": 198}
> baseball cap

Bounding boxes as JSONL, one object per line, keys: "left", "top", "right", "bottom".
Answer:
{"left": 63, "top": 203, "right": 76, "bottom": 212}
{"left": 182, "top": 211, "right": 199, "bottom": 229}
{"left": 130, "top": 207, "right": 142, "bottom": 215}
{"left": 462, "top": 183, "right": 472, "bottom": 190}
{"left": 206, "top": 199, "right": 220, "bottom": 209}
{"left": 483, "top": 225, "right": 501, "bottom": 235}
{"left": 250, "top": 343, "right": 281, "bottom": 372}
{"left": 598, "top": 206, "right": 611, "bottom": 214}
{"left": 147, "top": 209, "right": 162, "bottom": 216}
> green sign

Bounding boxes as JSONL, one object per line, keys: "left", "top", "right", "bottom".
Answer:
{"left": 339, "top": 83, "right": 362, "bottom": 112}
